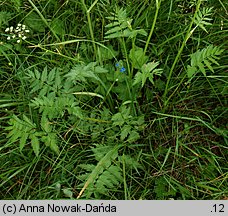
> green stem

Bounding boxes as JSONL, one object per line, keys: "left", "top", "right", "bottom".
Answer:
{"left": 121, "top": 38, "right": 131, "bottom": 77}
{"left": 122, "top": 154, "right": 128, "bottom": 200}
{"left": 81, "top": 0, "right": 97, "bottom": 58}
{"left": 121, "top": 38, "right": 136, "bottom": 116}
{"left": 131, "top": 37, "right": 136, "bottom": 78}
{"left": 27, "top": 0, "right": 60, "bottom": 41}
{"left": 144, "top": 0, "right": 161, "bottom": 54}
{"left": 162, "top": 0, "right": 202, "bottom": 106}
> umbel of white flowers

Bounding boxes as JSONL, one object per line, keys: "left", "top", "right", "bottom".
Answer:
{"left": 5, "top": 23, "right": 30, "bottom": 43}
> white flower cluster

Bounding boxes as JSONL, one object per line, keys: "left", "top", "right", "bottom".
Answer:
{"left": 5, "top": 23, "right": 30, "bottom": 43}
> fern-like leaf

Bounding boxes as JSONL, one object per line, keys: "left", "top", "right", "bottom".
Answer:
{"left": 5, "top": 115, "right": 36, "bottom": 147}
{"left": 6, "top": 115, "right": 37, "bottom": 153}
{"left": 26, "top": 67, "right": 62, "bottom": 96}
{"left": 187, "top": 45, "right": 224, "bottom": 78}
{"left": 133, "top": 61, "right": 163, "bottom": 87}
{"left": 5, "top": 114, "right": 60, "bottom": 156}
{"left": 77, "top": 144, "right": 122, "bottom": 199}
{"left": 30, "top": 95, "right": 77, "bottom": 119}
{"left": 65, "top": 62, "right": 107, "bottom": 85}
{"left": 105, "top": 8, "right": 147, "bottom": 39}
{"left": 194, "top": 7, "right": 213, "bottom": 33}
{"left": 30, "top": 133, "right": 40, "bottom": 157}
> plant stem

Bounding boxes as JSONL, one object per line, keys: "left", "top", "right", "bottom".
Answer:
{"left": 162, "top": 0, "right": 202, "bottom": 107}
{"left": 27, "top": 0, "right": 60, "bottom": 41}
{"left": 81, "top": 0, "right": 97, "bottom": 59}
{"left": 144, "top": 0, "right": 161, "bottom": 54}
{"left": 121, "top": 38, "right": 137, "bottom": 116}
{"left": 122, "top": 154, "right": 128, "bottom": 200}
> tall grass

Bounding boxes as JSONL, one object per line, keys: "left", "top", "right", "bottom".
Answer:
{"left": 0, "top": 0, "right": 227, "bottom": 200}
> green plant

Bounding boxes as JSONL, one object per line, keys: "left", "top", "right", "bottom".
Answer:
{"left": 77, "top": 144, "right": 122, "bottom": 199}
{"left": 0, "top": 12, "right": 12, "bottom": 28}
{"left": 154, "top": 176, "right": 176, "bottom": 199}
{"left": 163, "top": 1, "right": 214, "bottom": 105}
{"left": 1, "top": 0, "right": 227, "bottom": 200}
{"left": 187, "top": 45, "right": 224, "bottom": 79}
{"left": 5, "top": 114, "right": 59, "bottom": 156}
{"left": 133, "top": 61, "right": 163, "bottom": 88}
{"left": 111, "top": 105, "right": 145, "bottom": 143}
{"left": 105, "top": 8, "right": 147, "bottom": 40}
{"left": 77, "top": 143, "right": 142, "bottom": 199}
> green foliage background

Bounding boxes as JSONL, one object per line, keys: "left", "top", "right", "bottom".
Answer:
{"left": 0, "top": 0, "right": 227, "bottom": 200}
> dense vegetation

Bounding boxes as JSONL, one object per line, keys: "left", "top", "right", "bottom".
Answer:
{"left": 0, "top": 0, "right": 227, "bottom": 200}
